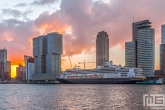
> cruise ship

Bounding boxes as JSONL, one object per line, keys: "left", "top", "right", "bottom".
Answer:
{"left": 57, "top": 61, "right": 147, "bottom": 84}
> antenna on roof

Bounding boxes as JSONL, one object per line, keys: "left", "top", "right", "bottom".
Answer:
{"left": 133, "top": 16, "right": 134, "bottom": 23}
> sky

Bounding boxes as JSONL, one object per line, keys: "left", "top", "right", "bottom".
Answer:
{"left": 0, "top": 0, "right": 165, "bottom": 77}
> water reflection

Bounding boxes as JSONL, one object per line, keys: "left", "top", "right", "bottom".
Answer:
{"left": 0, "top": 84, "right": 165, "bottom": 110}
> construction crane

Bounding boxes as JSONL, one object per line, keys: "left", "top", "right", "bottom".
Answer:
{"left": 78, "top": 60, "right": 96, "bottom": 69}
{"left": 68, "top": 56, "right": 72, "bottom": 68}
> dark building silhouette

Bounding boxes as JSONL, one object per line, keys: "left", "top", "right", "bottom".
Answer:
{"left": 16, "top": 63, "right": 25, "bottom": 81}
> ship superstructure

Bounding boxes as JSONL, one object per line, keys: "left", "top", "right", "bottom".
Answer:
{"left": 57, "top": 61, "right": 146, "bottom": 84}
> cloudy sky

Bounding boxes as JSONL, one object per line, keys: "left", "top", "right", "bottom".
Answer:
{"left": 0, "top": 0, "right": 165, "bottom": 77}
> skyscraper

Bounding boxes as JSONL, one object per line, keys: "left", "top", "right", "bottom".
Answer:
{"left": 125, "top": 41, "right": 136, "bottom": 68}
{"left": 32, "top": 32, "right": 62, "bottom": 81}
{"left": 125, "top": 20, "right": 155, "bottom": 76}
{"left": 0, "top": 48, "right": 7, "bottom": 62}
{"left": 0, "top": 48, "right": 11, "bottom": 81}
{"left": 96, "top": 31, "right": 109, "bottom": 66}
{"left": 160, "top": 24, "right": 165, "bottom": 75}
{"left": 161, "top": 24, "right": 165, "bottom": 44}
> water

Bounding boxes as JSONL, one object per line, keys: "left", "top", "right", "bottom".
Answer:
{"left": 0, "top": 84, "right": 164, "bottom": 110}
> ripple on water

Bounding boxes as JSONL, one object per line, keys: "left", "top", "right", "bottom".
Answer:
{"left": 0, "top": 84, "right": 165, "bottom": 110}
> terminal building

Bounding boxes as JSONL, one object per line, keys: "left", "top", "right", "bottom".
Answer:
{"left": 32, "top": 32, "right": 62, "bottom": 81}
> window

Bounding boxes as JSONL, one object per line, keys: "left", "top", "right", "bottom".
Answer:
{"left": 41, "top": 55, "right": 46, "bottom": 73}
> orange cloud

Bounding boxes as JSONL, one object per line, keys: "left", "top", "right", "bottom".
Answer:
{"left": 34, "top": 12, "right": 70, "bottom": 34}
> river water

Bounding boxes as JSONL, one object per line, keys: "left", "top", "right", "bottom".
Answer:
{"left": 0, "top": 84, "right": 164, "bottom": 110}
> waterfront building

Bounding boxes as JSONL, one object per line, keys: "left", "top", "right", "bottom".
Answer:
{"left": 32, "top": 32, "right": 62, "bottom": 81}
{"left": 16, "top": 63, "right": 25, "bottom": 81}
{"left": 24, "top": 55, "right": 34, "bottom": 81}
{"left": 161, "top": 24, "right": 165, "bottom": 44}
{"left": 125, "top": 20, "right": 155, "bottom": 76}
{"left": 96, "top": 31, "right": 109, "bottom": 66}
{"left": 0, "top": 48, "right": 11, "bottom": 80}
{"left": 0, "top": 48, "right": 7, "bottom": 62}
{"left": 125, "top": 41, "right": 136, "bottom": 68}
{"left": 160, "top": 24, "right": 165, "bottom": 76}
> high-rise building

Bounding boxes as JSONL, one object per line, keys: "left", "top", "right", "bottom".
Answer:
{"left": 24, "top": 55, "right": 34, "bottom": 81}
{"left": 32, "top": 32, "right": 62, "bottom": 80}
{"left": 161, "top": 24, "right": 165, "bottom": 44}
{"left": 160, "top": 44, "right": 165, "bottom": 73}
{"left": 96, "top": 31, "right": 109, "bottom": 66}
{"left": 0, "top": 48, "right": 7, "bottom": 62}
{"left": 125, "top": 41, "right": 136, "bottom": 68}
{"left": 0, "top": 48, "right": 11, "bottom": 81}
{"left": 16, "top": 63, "right": 25, "bottom": 81}
{"left": 160, "top": 24, "right": 165, "bottom": 75}
{"left": 125, "top": 20, "right": 155, "bottom": 76}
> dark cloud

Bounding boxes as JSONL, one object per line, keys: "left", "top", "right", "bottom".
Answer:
{"left": 31, "top": 0, "right": 59, "bottom": 6}
{"left": 1, "top": 9, "right": 32, "bottom": 20}
{"left": 14, "top": 3, "right": 27, "bottom": 7}
{"left": 2, "top": 9, "right": 22, "bottom": 18}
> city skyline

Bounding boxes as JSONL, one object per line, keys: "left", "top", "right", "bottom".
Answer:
{"left": 0, "top": 0, "right": 165, "bottom": 77}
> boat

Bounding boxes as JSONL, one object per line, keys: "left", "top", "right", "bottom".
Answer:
{"left": 57, "top": 61, "right": 147, "bottom": 84}
{"left": 136, "top": 78, "right": 163, "bottom": 85}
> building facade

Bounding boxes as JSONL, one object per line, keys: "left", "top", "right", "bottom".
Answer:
{"left": 125, "top": 20, "right": 155, "bottom": 76}
{"left": 24, "top": 55, "right": 34, "bottom": 81}
{"left": 96, "top": 31, "right": 109, "bottom": 66}
{"left": 160, "top": 24, "right": 165, "bottom": 75}
{"left": 125, "top": 41, "right": 136, "bottom": 68}
{"left": 0, "top": 48, "right": 7, "bottom": 62}
{"left": 16, "top": 64, "right": 25, "bottom": 81}
{"left": 161, "top": 24, "right": 165, "bottom": 44}
{"left": 0, "top": 48, "right": 11, "bottom": 81}
{"left": 32, "top": 32, "right": 62, "bottom": 80}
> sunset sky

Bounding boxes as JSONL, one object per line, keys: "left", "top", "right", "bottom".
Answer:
{"left": 0, "top": 0, "right": 165, "bottom": 77}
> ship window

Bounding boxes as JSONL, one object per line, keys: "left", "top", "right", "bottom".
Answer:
{"left": 121, "top": 73, "right": 127, "bottom": 74}
{"left": 121, "top": 75, "right": 127, "bottom": 76}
